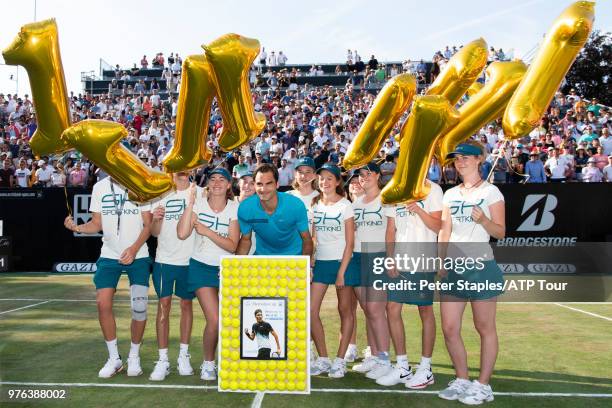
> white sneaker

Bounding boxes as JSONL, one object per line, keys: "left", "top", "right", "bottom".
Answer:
{"left": 149, "top": 360, "right": 170, "bottom": 381}
{"left": 328, "top": 358, "right": 347, "bottom": 378}
{"left": 459, "top": 380, "right": 494, "bottom": 405}
{"left": 352, "top": 356, "right": 377, "bottom": 373}
{"left": 310, "top": 341, "right": 317, "bottom": 365}
{"left": 406, "top": 364, "right": 435, "bottom": 389}
{"left": 310, "top": 357, "right": 331, "bottom": 376}
{"left": 127, "top": 356, "right": 143, "bottom": 377}
{"left": 376, "top": 365, "right": 413, "bottom": 386}
{"left": 362, "top": 346, "right": 372, "bottom": 359}
{"left": 98, "top": 357, "right": 123, "bottom": 378}
{"left": 365, "top": 361, "right": 393, "bottom": 379}
{"left": 438, "top": 378, "right": 472, "bottom": 401}
{"left": 344, "top": 345, "right": 358, "bottom": 363}
{"left": 177, "top": 354, "right": 194, "bottom": 376}
{"left": 200, "top": 361, "right": 217, "bottom": 381}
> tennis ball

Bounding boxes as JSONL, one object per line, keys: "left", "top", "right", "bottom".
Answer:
{"left": 250, "top": 267, "right": 259, "bottom": 276}
{"left": 232, "top": 318, "right": 240, "bottom": 328}
{"left": 257, "top": 361, "right": 267, "bottom": 370}
{"left": 296, "top": 371, "right": 306, "bottom": 381}
{"left": 267, "top": 360, "right": 277, "bottom": 370}
{"left": 297, "top": 340, "right": 306, "bottom": 350}
{"left": 288, "top": 310, "right": 296, "bottom": 320}
{"left": 296, "top": 269, "right": 307, "bottom": 279}
{"left": 277, "top": 382, "right": 286, "bottom": 391}
{"left": 260, "top": 278, "right": 269, "bottom": 287}
{"left": 257, "top": 382, "right": 266, "bottom": 392}
{"left": 221, "top": 307, "right": 230, "bottom": 317}
{"left": 249, "top": 277, "right": 259, "bottom": 287}
{"left": 297, "top": 330, "right": 306, "bottom": 340}
{"left": 288, "top": 301, "right": 296, "bottom": 310}
{"left": 287, "top": 350, "right": 297, "bottom": 360}
{"left": 248, "top": 360, "right": 257, "bottom": 370}
{"left": 229, "top": 380, "right": 238, "bottom": 390}
{"left": 240, "top": 287, "right": 249, "bottom": 296}
{"left": 231, "top": 351, "right": 240, "bottom": 361}
{"left": 297, "top": 300, "right": 306, "bottom": 310}
{"left": 297, "top": 321, "right": 306, "bottom": 330}
{"left": 288, "top": 259, "right": 297, "bottom": 268}
{"left": 276, "top": 371, "right": 286, "bottom": 381}
{"left": 268, "top": 287, "right": 277, "bottom": 296}
{"left": 278, "top": 288, "right": 287, "bottom": 296}
{"left": 259, "top": 287, "right": 268, "bottom": 296}
{"left": 278, "top": 259, "right": 288, "bottom": 268}
{"left": 296, "top": 381, "right": 306, "bottom": 390}
{"left": 231, "top": 338, "right": 240, "bottom": 349}
{"left": 230, "top": 277, "right": 239, "bottom": 288}
{"left": 241, "top": 258, "right": 251, "bottom": 267}
{"left": 278, "top": 278, "right": 288, "bottom": 287}
{"left": 288, "top": 320, "right": 296, "bottom": 331}
{"left": 231, "top": 361, "right": 240, "bottom": 371}
{"left": 269, "top": 259, "right": 278, "bottom": 268}
{"left": 288, "top": 340, "right": 296, "bottom": 350}
{"left": 239, "top": 380, "right": 248, "bottom": 390}
{"left": 228, "top": 371, "right": 237, "bottom": 381}
{"left": 297, "top": 361, "right": 306, "bottom": 371}
{"left": 266, "top": 371, "right": 275, "bottom": 380}
{"left": 277, "top": 268, "right": 287, "bottom": 278}
{"left": 268, "top": 268, "right": 278, "bottom": 278}
{"left": 260, "top": 259, "right": 269, "bottom": 268}
{"left": 231, "top": 288, "right": 240, "bottom": 297}
{"left": 221, "top": 348, "right": 230, "bottom": 359}
{"left": 247, "top": 371, "right": 256, "bottom": 381}
{"left": 277, "top": 360, "right": 287, "bottom": 370}
{"left": 238, "top": 370, "right": 247, "bottom": 380}
{"left": 248, "top": 381, "right": 257, "bottom": 391}
{"left": 222, "top": 258, "right": 231, "bottom": 268}
{"left": 222, "top": 338, "right": 231, "bottom": 348}
{"left": 297, "top": 310, "right": 306, "bottom": 320}
{"left": 257, "top": 371, "right": 266, "bottom": 381}
{"left": 221, "top": 286, "right": 231, "bottom": 297}
{"left": 223, "top": 267, "right": 233, "bottom": 278}
{"left": 239, "top": 360, "right": 248, "bottom": 370}
{"left": 241, "top": 277, "right": 249, "bottom": 288}
{"left": 287, "top": 382, "right": 296, "bottom": 391}
{"left": 231, "top": 328, "right": 239, "bottom": 338}
{"left": 250, "top": 287, "right": 259, "bottom": 296}
{"left": 231, "top": 297, "right": 240, "bottom": 307}
{"left": 297, "top": 290, "right": 306, "bottom": 299}
{"left": 231, "top": 308, "right": 240, "bottom": 318}
{"left": 297, "top": 350, "right": 306, "bottom": 360}
{"left": 288, "top": 281, "right": 297, "bottom": 290}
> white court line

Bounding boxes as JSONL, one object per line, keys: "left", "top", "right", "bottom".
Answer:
{"left": 554, "top": 303, "right": 612, "bottom": 322}
{"left": 0, "top": 382, "right": 611, "bottom": 397}
{"left": 251, "top": 391, "right": 265, "bottom": 408}
{"left": 0, "top": 301, "right": 51, "bottom": 316}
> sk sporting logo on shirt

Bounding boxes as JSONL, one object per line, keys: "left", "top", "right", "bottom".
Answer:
{"left": 101, "top": 194, "right": 140, "bottom": 215}
{"left": 165, "top": 199, "right": 186, "bottom": 221}
{"left": 354, "top": 206, "right": 383, "bottom": 228}
{"left": 517, "top": 194, "right": 557, "bottom": 232}
{"left": 313, "top": 211, "right": 342, "bottom": 232}
{"left": 198, "top": 213, "right": 230, "bottom": 236}
{"left": 396, "top": 201, "right": 425, "bottom": 218}
{"left": 449, "top": 199, "right": 485, "bottom": 223}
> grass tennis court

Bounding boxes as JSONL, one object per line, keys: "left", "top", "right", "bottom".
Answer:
{"left": 1, "top": 274, "right": 611, "bottom": 407}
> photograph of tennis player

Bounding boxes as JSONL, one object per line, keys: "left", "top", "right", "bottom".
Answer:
{"left": 240, "top": 298, "right": 287, "bottom": 360}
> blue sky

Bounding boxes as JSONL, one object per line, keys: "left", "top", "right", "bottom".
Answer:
{"left": 0, "top": 0, "right": 609, "bottom": 96}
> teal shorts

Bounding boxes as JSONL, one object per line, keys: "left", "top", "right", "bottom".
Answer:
{"left": 386, "top": 272, "right": 435, "bottom": 306}
{"left": 354, "top": 251, "right": 387, "bottom": 287}
{"left": 93, "top": 257, "right": 151, "bottom": 290}
{"left": 440, "top": 260, "right": 505, "bottom": 300}
{"left": 313, "top": 257, "right": 360, "bottom": 287}
{"left": 188, "top": 259, "right": 220, "bottom": 291}
{"left": 152, "top": 262, "right": 195, "bottom": 300}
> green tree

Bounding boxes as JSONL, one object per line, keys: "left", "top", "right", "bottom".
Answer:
{"left": 562, "top": 30, "right": 611, "bottom": 106}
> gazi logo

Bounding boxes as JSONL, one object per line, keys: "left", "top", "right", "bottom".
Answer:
{"left": 198, "top": 213, "right": 230, "bottom": 237}
{"left": 101, "top": 194, "right": 140, "bottom": 216}
{"left": 354, "top": 206, "right": 383, "bottom": 228}
{"left": 165, "top": 199, "right": 186, "bottom": 221}
{"left": 313, "top": 211, "right": 342, "bottom": 232}
{"left": 517, "top": 194, "right": 557, "bottom": 232}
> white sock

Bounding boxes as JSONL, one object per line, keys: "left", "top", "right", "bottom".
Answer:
{"left": 378, "top": 351, "right": 391, "bottom": 365}
{"left": 105, "top": 338, "right": 120, "bottom": 360}
{"left": 129, "top": 342, "right": 141, "bottom": 358}
{"left": 420, "top": 356, "right": 432, "bottom": 369}
{"left": 348, "top": 343, "right": 357, "bottom": 350}
{"left": 319, "top": 356, "right": 330, "bottom": 363}
{"left": 179, "top": 343, "right": 189, "bottom": 356}
{"left": 396, "top": 354, "right": 410, "bottom": 368}
{"left": 159, "top": 348, "right": 169, "bottom": 361}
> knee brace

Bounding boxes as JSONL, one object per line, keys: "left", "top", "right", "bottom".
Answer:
{"left": 130, "top": 284, "right": 148, "bottom": 321}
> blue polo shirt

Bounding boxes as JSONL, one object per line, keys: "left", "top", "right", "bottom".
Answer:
{"left": 238, "top": 192, "right": 309, "bottom": 255}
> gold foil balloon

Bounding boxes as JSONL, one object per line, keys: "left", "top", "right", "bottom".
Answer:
{"left": 466, "top": 81, "right": 483, "bottom": 97}
{"left": 343, "top": 74, "right": 416, "bottom": 169}
{"left": 2, "top": 19, "right": 71, "bottom": 156}
{"left": 503, "top": 1, "right": 594, "bottom": 139}
{"left": 382, "top": 96, "right": 459, "bottom": 205}
{"left": 427, "top": 38, "right": 488, "bottom": 106}
{"left": 162, "top": 55, "right": 214, "bottom": 172}
{"left": 61, "top": 120, "right": 173, "bottom": 202}
{"left": 203, "top": 34, "right": 266, "bottom": 151}
{"left": 439, "top": 61, "right": 527, "bottom": 165}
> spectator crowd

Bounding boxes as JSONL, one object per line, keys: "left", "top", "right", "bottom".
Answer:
{"left": 1, "top": 44, "right": 611, "bottom": 190}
